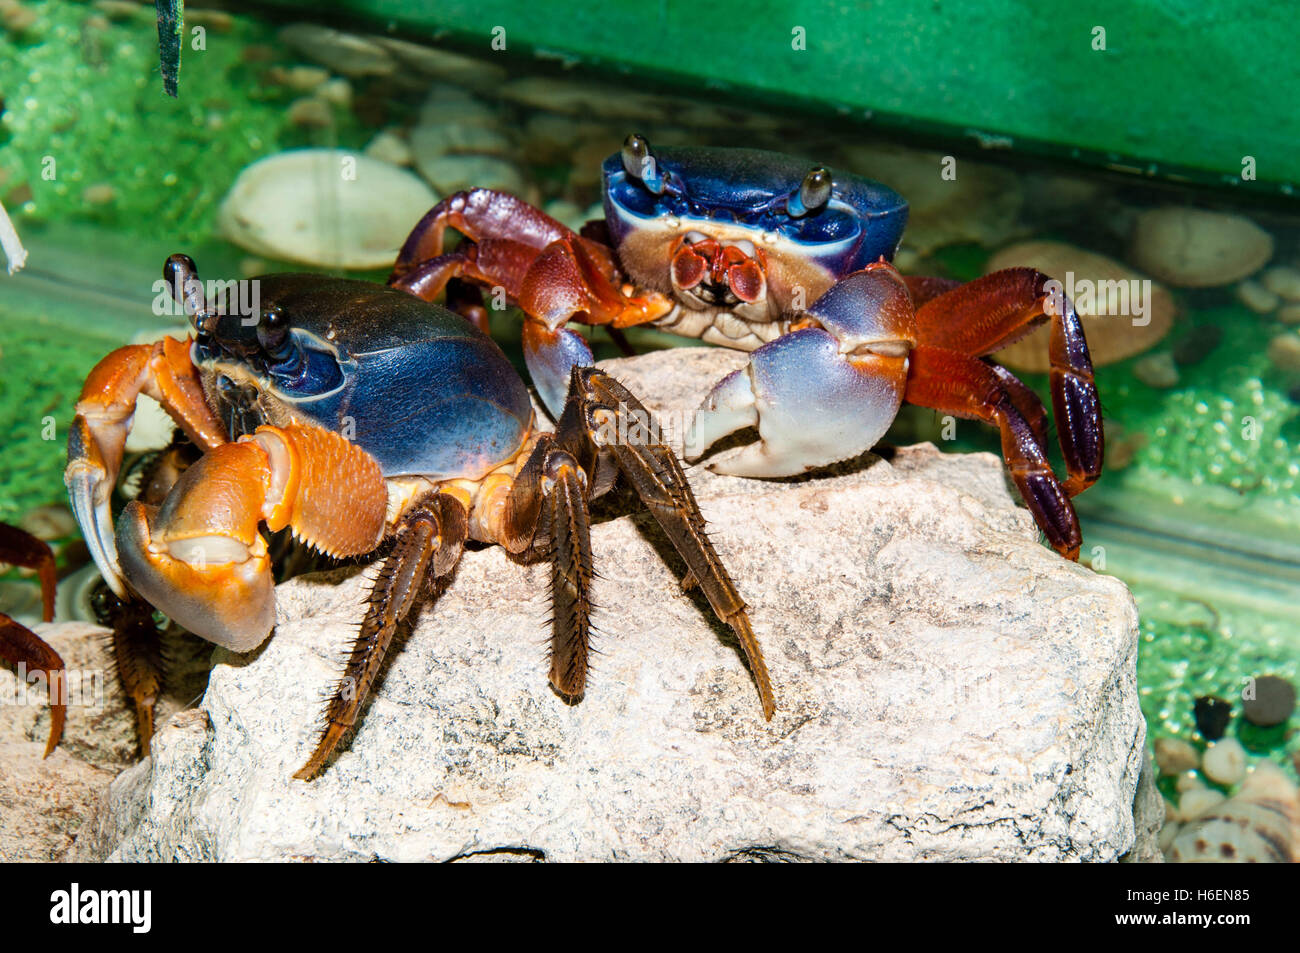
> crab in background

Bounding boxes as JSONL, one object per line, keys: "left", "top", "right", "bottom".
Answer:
{"left": 389, "top": 137, "right": 1104, "bottom": 559}
{"left": 57, "top": 254, "right": 773, "bottom": 779}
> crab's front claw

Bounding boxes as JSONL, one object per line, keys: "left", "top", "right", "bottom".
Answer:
{"left": 116, "top": 501, "right": 275, "bottom": 652}
{"left": 66, "top": 416, "right": 129, "bottom": 597}
{"left": 686, "top": 265, "right": 917, "bottom": 477}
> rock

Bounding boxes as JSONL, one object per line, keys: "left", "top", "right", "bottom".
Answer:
{"left": 286, "top": 96, "right": 333, "bottom": 129}
{"left": 1201, "top": 739, "right": 1247, "bottom": 786}
{"left": 364, "top": 129, "right": 413, "bottom": 168}
{"left": 1278, "top": 304, "right": 1300, "bottom": 326}
{"left": 1130, "top": 207, "right": 1273, "bottom": 287}
{"left": 844, "top": 145, "right": 1025, "bottom": 255}
{"left": 75, "top": 348, "right": 1144, "bottom": 863}
{"left": 1235, "top": 279, "right": 1280, "bottom": 314}
{"left": 217, "top": 149, "right": 438, "bottom": 270}
{"left": 1175, "top": 771, "right": 1205, "bottom": 794}
{"left": 1133, "top": 352, "right": 1179, "bottom": 389}
{"left": 19, "top": 503, "right": 76, "bottom": 541}
{"left": 1242, "top": 675, "right": 1295, "bottom": 727}
{"left": 0, "top": 741, "right": 117, "bottom": 861}
{"left": 1260, "top": 265, "right": 1300, "bottom": 302}
{"left": 986, "top": 241, "right": 1176, "bottom": 370}
{"left": 1122, "top": 749, "right": 1166, "bottom": 863}
{"left": 375, "top": 38, "right": 508, "bottom": 90}
{"left": 1178, "top": 787, "right": 1226, "bottom": 822}
{"left": 277, "top": 23, "right": 394, "bottom": 78}
{"left": 1267, "top": 333, "right": 1300, "bottom": 373}
{"left": 415, "top": 154, "right": 525, "bottom": 198}
{"left": 1168, "top": 762, "right": 1298, "bottom": 862}
{"left": 269, "top": 64, "right": 329, "bottom": 93}
{"left": 1154, "top": 737, "right": 1199, "bottom": 775}
{"left": 1193, "top": 695, "right": 1232, "bottom": 741}
{"left": 81, "top": 183, "right": 116, "bottom": 205}
{"left": 317, "top": 78, "right": 352, "bottom": 109}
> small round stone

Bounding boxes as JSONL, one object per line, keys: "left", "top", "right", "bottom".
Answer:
{"left": 1194, "top": 695, "right": 1232, "bottom": 740}
{"left": 1278, "top": 304, "right": 1300, "bottom": 325}
{"left": 1201, "top": 738, "right": 1247, "bottom": 786}
{"left": 1235, "top": 279, "right": 1280, "bottom": 314}
{"left": 1267, "top": 333, "right": 1300, "bottom": 373}
{"left": 287, "top": 97, "right": 333, "bottom": 128}
{"left": 1178, "top": 787, "right": 1226, "bottom": 822}
{"left": 1154, "top": 736, "right": 1200, "bottom": 775}
{"left": 1175, "top": 770, "right": 1205, "bottom": 793}
{"left": 19, "top": 503, "right": 77, "bottom": 540}
{"left": 1261, "top": 265, "right": 1300, "bottom": 302}
{"left": 1242, "top": 675, "right": 1296, "bottom": 727}
{"left": 1134, "top": 352, "right": 1180, "bottom": 389}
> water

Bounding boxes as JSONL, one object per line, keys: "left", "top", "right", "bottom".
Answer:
{"left": 1, "top": 1, "right": 1296, "bottom": 790}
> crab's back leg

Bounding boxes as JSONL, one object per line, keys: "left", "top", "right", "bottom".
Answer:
{"left": 295, "top": 492, "right": 468, "bottom": 780}
{"left": 910, "top": 268, "right": 1103, "bottom": 497}
{"left": 906, "top": 344, "right": 1082, "bottom": 560}
{"left": 0, "top": 614, "right": 66, "bottom": 757}
{"left": 571, "top": 368, "right": 775, "bottom": 719}
{"left": 66, "top": 337, "right": 225, "bottom": 597}
{"left": 0, "top": 523, "right": 57, "bottom": 622}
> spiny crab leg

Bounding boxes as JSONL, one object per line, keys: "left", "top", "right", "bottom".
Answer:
{"left": 65, "top": 335, "right": 226, "bottom": 597}
{"left": 686, "top": 262, "right": 918, "bottom": 477}
{"left": 0, "top": 524, "right": 64, "bottom": 756}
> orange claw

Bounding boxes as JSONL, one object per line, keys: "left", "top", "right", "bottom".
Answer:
{"left": 66, "top": 337, "right": 226, "bottom": 597}
{"left": 116, "top": 423, "right": 389, "bottom": 651}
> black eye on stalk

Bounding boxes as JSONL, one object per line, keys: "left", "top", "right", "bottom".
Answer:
{"left": 164, "top": 253, "right": 217, "bottom": 334}
{"left": 621, "top": 133, "right": 666, "bottom": 194}
{"left": 256, "top": 307, "right": 294, "bottom": 363}
{"left": 788, "top": 167, "right": 832, "bottom": 218}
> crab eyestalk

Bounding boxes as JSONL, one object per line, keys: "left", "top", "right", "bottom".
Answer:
{"left": 164, "top": 253, "right": 216, "bottom": 334}
{"left": 786, "top": 167, "right": 832, "bottom": 218}
{"left": 622, "top": 133, "right": 666, "bottom": 194}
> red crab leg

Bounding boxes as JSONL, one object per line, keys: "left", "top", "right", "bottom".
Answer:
{"left": 0, "top": 522, "right": 57, "bottom": 623}
{"left": 0, "top": 614, "right": 66, "bottom": 757}
{"left": 905, "top": 344, "right": 1082, "bottom": 560}
{"left": 910, "top": 268, "right": 1103, "bottom": 499}
{"left": 390, "top": 189, "right": 673, "bottom": 415}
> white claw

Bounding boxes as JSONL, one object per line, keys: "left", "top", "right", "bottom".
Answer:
{"left": 683, "top": 367, "right": 757, "bottom": 462}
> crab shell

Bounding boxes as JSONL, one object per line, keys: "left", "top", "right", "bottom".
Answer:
{"left": 601, "top": 146, "right": 908, "bottom": 308}
{"left": 193, "top": 275, "right": 533, "bottom": 479}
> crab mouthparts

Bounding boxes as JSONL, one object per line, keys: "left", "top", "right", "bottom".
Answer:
{"left": 671, "top": 234, "right": 766, "bottom": 306}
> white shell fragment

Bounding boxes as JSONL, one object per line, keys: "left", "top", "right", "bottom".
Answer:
{"left": 1168, "top": 762, "right": 1299, "bottom": 863}
{"left": 217, "top": 149, "right": 438, "bottom": 270}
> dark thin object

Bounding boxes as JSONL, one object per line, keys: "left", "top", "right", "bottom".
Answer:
{"left": 155, "top": 0, "right": 183, "bottom": 98}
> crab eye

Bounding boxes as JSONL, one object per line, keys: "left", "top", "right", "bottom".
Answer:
{"left": 257, "top": 307, "right": 297, "bottom": 364}
{"left": 788, "top": 167, "right": 832, "bottom": 218}
{"left": 621, "top": 133, "right": 665, "bottom": 195}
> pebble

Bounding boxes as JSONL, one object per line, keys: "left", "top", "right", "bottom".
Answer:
{"left": 19, "top": 503, "right": 76, "bottom": 541}
{"left": 1172, "top": 324, "right": 1222, "bottom": 366}
{"left": 1168, "top": 762, "right": 1298, "bottom": 863}
{"left": 270, "top": 65, "right": 329, "bottom": 93}
{"left": 1130, "top": 207, "right": 1273, "bottom": 287}
{"left": 1153, "top": 736, "right": 1199, "bottom": 775}
{"left": 1242, "top": 674, "right": 1296, "bottom": 727}
{"left": 1260, "top": 265, "right": 1300, "bottom": 302}
{"left": 364, "top": 130, "right": 413, "bottom": 168}
{"left": 1157, "top": 819, "right": 1181, "bottom": 852}
{"left": 1175, "top": 771, "right": 1205, "bottom": 793}
{"left": 1193, "top": 695, "right": 1232, "bottom": 740}
{"left": 277, "top": 23, "right": 395, "bottom": 78}
{"left": 1268, "top": 333, "right": 1300, "bottom": 373}
{"left": 1178, "top": 787, "right": 1226, "bottom": 822}
{"left": 985, "top": 241, "right": 1175, "bottom": 370}
{"left": 1235, "top": 279, "right": 1279, "bottom": 314}
{"left": 286, "top": 97, "right": 333, "bottom": 129}
{"left": 377, "top": 38, "right": 507, "bottom": 90}
{"left": 1201, "top": 738, "right": 1247, "bottom": 786}
{"left": 1277, "top": 304, "right": 1300, "bottom": 325}
{"left": 82, "top": 183, "right": 116, "bottom": 205}
{"left": 217, "top": 149, "right": 438, "bottom": 269}
{"left": 415, "top": 154, "right": 524, "bottom": 198}
{"left": 1133, "top": 352, "right": 1179, "bottom": 389}
{"left": 317, "top": 78, "right": 353, "bottom": 109}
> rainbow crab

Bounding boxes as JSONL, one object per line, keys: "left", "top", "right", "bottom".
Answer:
{"left": 60, "top": 254, "right": 773, "bottom": 779}
{"left": 389, "top": 137, "right": 1103, "bottom": 559}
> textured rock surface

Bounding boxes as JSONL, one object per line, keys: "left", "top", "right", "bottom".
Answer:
{"left": 74, "top": 348, "right": 1143, "bottom": 862}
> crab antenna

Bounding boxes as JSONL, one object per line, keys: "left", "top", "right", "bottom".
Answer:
{"left": 621, "top": 134, "right": 666, "bottom": 195}
{"left": 163, "top": 253, "right": 214, "bottom": 333}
